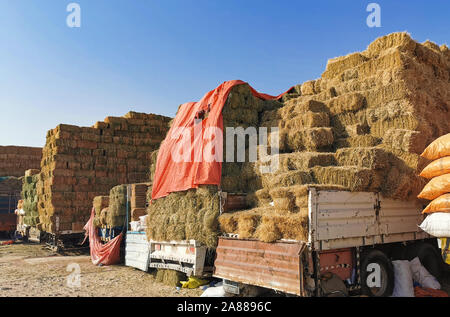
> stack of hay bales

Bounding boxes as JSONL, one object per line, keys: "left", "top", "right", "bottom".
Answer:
{"left": 146, "top": 85, "right": 282, "bottom": 248}
{"left": 130, "top": 183, "right": 150, "bottom": 221}
{"left": 106, "top": 184, "right": 128, "bottom": 228}
{"left": 0, "top": 146, "right": 42, "bottom": 178}
{"left": 21, "top": 169, "right": 41, "bottom": 227}
{"left": 37, "top": 111, "right": 171, "bottom": 233}
{"left": 146, "top": 32, "right": 450, "bottom": 246}
{"left": 219, "top": 32, "right": 450, "bottom": 243}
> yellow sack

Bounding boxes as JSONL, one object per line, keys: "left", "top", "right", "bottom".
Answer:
{"left": 422, "top": 193, "right": 450, "bottom": 214}
{"left": 180, "top": 276, "right": 209, "bottom": 289}
{"left": 441, "top": 238, "right": 450, "bottom": 265}
{"left": 417, "top": 173, "right": 450, "bottom": 200}
{"left": 420, "top": 156, "right": 450, "bottom": 179}
{"left": 421, "top": 133, "right": 450, "bottom": 161}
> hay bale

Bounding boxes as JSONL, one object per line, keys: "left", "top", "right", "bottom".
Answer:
{"left": 301, "top": 80, "right": 316, "bottom": 95}
{"left": 335, "top": 147, "right": 390, "bottom": 169}
{"left": 278, "top": 152, "right": 336, "bottom": 172}
{"left": 334, "top": 135, "right": 382, "bottom": 148}
{"left": 269, "top": 187, "right": 295, "bottom": 212}
{"left": 219, "top": 206, "right": 308, "bottom": 243}
{"left": 154, "top": 269, "right": 187, "bottom": 287}
{"left": 327, "top": 93, "right": 366, "bottom": 115}
{"left": 236, "top": 212, "right": 261, "bottom": 239}
{"left": 312, "top": 166, "right": 382, "bottom": 192}
{"left": 255, "top": 212, "right": 308, "bottom": 243}
{"left": 93, "top": 196, "right": 109, "bottom": 215}
{"left": 107, "top": 185, "right": 128, "bottom": 227}
{"left": 365, "top": 32, "right": 416, "bottom": 58}
{"left": 263, "top": 170, "right": 313, "bottom": 188}
{"left": 21, "top": 173, "right": 40, "bottom": 227}
{"left": 383, "top": 128, "right": 428, "bottom": 154}
{"left": 285, "top": 112, "right": 330, "bottom": 130}
{"left": 146, "top": 185, "right": 220, "bottom": 248}
{"left": 285, "top": 127, "right": 334, "bottom": 151}
{"left": 322, "top": 52, "right": 369, "bottom": 79}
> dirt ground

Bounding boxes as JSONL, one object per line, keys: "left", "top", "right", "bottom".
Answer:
{"left": 0, "top": 242, "right": 203, "bottom": 297}
{"left": 1, "top": 241, "right": 449, "bottom": 297}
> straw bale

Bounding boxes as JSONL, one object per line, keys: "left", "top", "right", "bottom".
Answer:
{"left": 263, "top": 170, "right": 313, "bottom": 188}
{"left": 146, "top": 185, "right": 220, "bottom": 248}
{"left": 301, "top": 80, "right": 316, "bottom": 95}
{"left": 154, "top": 269, "right": 187, "bottom": 287}
{"left": 312, "top": 166, "right": 382, "bottom": 192}
{"left": 365, "top": 32, "right": 416, "bottom": 58}
{"left": 219, "top": 208, "right": 309, "bottom": 243}
{"left": 335, "top": 147, "right": 390, "bottom": 169}
{"left": 278, "top": 152, "right": 336, "bottom": 172}
{"left": 93, "top": 196, "right": 109, "bottom": 215}
{"left": 327, "top": 93, "right": 366, "bottom": 115}
{"left": 285, "top": 127, "right": 334, "bottom": 151}
{"left": 382, "top": 128, "right": 428, "bottom": 154}
{"left": 334, "top": 135, "right": 381, "bottom": 149}
{"left": 285, "top": 112, "right": 330, "bottom": 129}
{"left": 322, "top": 53, "right": 369, "bottom": 79}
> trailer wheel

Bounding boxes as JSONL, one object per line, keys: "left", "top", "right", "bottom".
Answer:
{"left": 360, "top": 249, "right": 394, "bottom": 297}
{"left": 407, "top": 242, "right": 443, "bottom": 280}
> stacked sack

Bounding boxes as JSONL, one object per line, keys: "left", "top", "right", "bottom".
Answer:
{"left": 418, "top": 133, "right": 450, "bottom": 238}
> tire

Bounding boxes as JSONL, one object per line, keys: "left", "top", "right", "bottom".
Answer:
{"left": 407, "top": 242, "right": 444, "bottom": 280}
{"left": 360, "top": 249, "right": 394, "bottom": 297}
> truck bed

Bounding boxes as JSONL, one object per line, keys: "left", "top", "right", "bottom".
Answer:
{"left": 214, "top": 188, "right": 430, "bottom": 295}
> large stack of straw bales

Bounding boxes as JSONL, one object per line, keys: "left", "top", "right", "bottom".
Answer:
{"left": 147, "top": 32, "right": 450, "bottom": 246}
{"left": 146, "top": 86, "right": 282, "bottom": 248}
{"left": 219, "top": 32, "right": 450, "bottom": 242}
{"left": 37, "top": 111, "right": 171, "bottom": 233}
{"left": 0, "top": 146, "right": 42, "bottom": 177}
{"left": 22, "top": 169, "right": 41, "bottom": 226}
{"left": 130, "top": 183, "right": 149, "bottom": 221}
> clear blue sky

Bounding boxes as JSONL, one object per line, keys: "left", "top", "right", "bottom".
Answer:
{"left": 0, "top": 0, "right": 448, "bottom": 147}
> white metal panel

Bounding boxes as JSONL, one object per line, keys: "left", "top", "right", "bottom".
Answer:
{"left": 125, "top": 232, "right": 150, "bottom": 271}
{"left": 148, "top": 240, "right": 207, "bottom": 276}
{"left": 309, "top": 189, "right": 430, "bottom": 251}
{"left": 313, "top": 190, "right": 377, "bottom": 244}
{"left": 378, "top": 197, "right": 428, "bottom": 237}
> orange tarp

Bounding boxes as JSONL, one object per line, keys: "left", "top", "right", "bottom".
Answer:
{"left": 151, "top": 80, "right": 289, "bottom": 200}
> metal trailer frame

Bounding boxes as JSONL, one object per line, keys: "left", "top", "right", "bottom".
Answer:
{"left": 147, "top": 239, "right": 212, "bottom": 277}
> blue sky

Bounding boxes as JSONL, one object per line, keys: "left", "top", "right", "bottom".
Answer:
{"left": 0, "top": 0, "right": 449, "bottom": 147}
